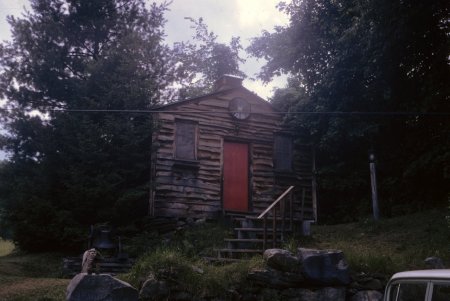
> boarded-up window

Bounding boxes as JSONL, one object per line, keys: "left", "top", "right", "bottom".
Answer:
{"left": 175, "top": 120, "right": 197, "bottom": 160}
{"left": 274, "top": 134, "right": 293, "bottom": 171}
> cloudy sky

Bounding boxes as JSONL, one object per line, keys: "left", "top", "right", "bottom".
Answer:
{"left": 0, "top": 0, "right": 290, "bottom": 100}
{"left": 158, "top": 0, "right": 290, "bottom": 98}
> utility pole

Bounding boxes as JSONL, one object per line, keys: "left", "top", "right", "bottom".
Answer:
{"left": 369, "top": 151, "right": 380, "bottom": 220}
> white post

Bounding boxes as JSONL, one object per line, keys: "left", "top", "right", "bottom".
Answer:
{"left": 369, "top": 152, "right": 380, "bottom": 220}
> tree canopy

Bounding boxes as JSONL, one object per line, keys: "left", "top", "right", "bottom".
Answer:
{"left": 249, "top": 0, "right": 449, "bottom": 221}
{"left": 0, "top": 0, "right": 246, "bottom": 251}
{"left": 171, "top": 17, "right": 245, "bottom": 99}
{"left": 0, "top": 0, "right": 178, "bottom": 251}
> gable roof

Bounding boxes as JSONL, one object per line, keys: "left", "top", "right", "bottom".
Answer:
{"left": 154, "top": 83, "right": 279, "bottom": 114}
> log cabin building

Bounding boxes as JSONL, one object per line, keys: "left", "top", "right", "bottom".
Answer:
{"left": 149, "top": 75, "right": 317, "bottom": 222}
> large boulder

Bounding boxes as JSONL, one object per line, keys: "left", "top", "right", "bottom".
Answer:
{"left": 297, "top": 248, "right": 350, "bottom": 286}
{"left": 280, "top": 287, "right": 346, "bottom": 301}
{"left": 424, "top": 256, "right": 445, "bottom": 269}
{"left": 263, "top": 249, "right": 302, "bottom": 273}
{"left": 66, "top": 273, "right": 138, "bottom": 301}
{"left": 247, "top": 268, "right": 305, "bottom": 289}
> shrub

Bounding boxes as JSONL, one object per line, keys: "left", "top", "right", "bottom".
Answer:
{"left": 125, "top": 248, "right": 264, "bottom": 298}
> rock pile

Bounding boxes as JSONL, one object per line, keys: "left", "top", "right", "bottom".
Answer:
{"left": 66, "top": 248, "right": 385, "bottom": 301}
{"left": 245, "top": 248, "right": 383, "bottom": 301}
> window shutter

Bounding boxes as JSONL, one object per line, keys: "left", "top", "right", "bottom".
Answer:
{"left": 175, "top": 121, "right": 197, "bottom": 160}
{"left": 274, "top": 135, "right": 293, "bottom": 171}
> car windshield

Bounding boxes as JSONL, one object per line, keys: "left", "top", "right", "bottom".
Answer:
{"left": 389, "top": 282, "right": 428, "bottom": 301}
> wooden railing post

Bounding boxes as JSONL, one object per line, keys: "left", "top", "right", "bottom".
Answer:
{"left": 301, "top": 188, "right": 306, "bottom": 222}
{"left": 289, "top": 190, "right": 293, "bottom": 230}
{"left": 272, "top": 206, "right": 277, "bottom": 247}
{"left": 281, "top": 197, "right": 285, "bottom": 243}
{"left": 263, "top": 216, "right": 267, "bottom": 250}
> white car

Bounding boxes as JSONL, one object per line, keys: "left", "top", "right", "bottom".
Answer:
{"left": 384, "top": 269, "right": 450, "bottom": 301}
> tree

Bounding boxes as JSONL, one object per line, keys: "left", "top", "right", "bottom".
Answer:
{"left": 171, "top": 17, "right": 246, "bottom": 99}
{"left": 249, "top": 0, "right": 449, "bottom": 221}
{"left": 0, "top": 0, "right": 176, "bottom": 251}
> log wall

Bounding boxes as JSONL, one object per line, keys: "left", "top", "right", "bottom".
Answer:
{"left": 149, "top": 89, "right": 315, "bottom": 220}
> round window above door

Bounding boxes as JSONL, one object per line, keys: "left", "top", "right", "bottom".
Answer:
{"left": 228, "top": 97, "right": 251, "bottom": 120}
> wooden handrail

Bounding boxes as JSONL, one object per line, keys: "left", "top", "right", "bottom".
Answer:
{"left": 257, "top": 185, "right": 296, "bottom": 250}
{"left": 257, "top": 186, "right": 295, "bottom": 219}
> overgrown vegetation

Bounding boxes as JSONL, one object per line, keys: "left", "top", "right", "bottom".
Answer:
{"left": 125, "top": 248, "right": 263, "bottom": 299}
{"left": 249, "top": 0, "right": 449, "bottom": 222}
{"left": 0, "top": 0, "right": 244, "bottom": 252}
{"left": 0, "top": 239, "right": 14, "bottom": 257}
{"left": 301, "top": 210, "right": 450, "bottom": 276}
{"left": 0, "top": 210, "right": 448, "bottom": 300}
{"left": 122, "top": 219, "right": 232, "bottom": 258}
{"left": 125, "top": 210, "right": 450, "bottom": 297}
{"left": 122, "top": 221, "right": 263, "bottom": 298}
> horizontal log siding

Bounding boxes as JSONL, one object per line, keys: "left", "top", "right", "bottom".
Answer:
{"left": 151, "top": 93, "right": 313, "bottom": 219}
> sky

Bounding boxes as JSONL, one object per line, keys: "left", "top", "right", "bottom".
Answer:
{"left": 157, "top": 0, "right": 290, "bottom": 98}
{"left": 0, "top": 0, "right": 290, "bottom": 159}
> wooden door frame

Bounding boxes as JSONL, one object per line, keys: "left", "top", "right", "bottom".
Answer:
{"left": 221, "top": 139, "right": 252, "bottom": 213}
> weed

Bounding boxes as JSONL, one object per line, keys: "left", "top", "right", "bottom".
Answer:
{"left": 303, "top": 209, "right": 449, "bottom": 274}
{"left": 282, "top": 235, "right": 301, "bottom": 253}
{"left": 0, "top": 239, "right": 15, "bottom": 257}
{"left": 125, "top": 248, "right": 264, "bottom": 298}
{"left": 123, "top": 220, "right": 230, "bottom": 258}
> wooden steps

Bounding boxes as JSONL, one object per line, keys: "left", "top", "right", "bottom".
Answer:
{"left": 224, "top": 238, "right": 270, "bottom": 243}
{"left": 206, "top": 187, "right": 310, "bottom": 262}
{"left": 207, "top": 211, "right": 294, "bottom": 261}
{"left": 217, "top": 248, "right": 264, "bottom": 254}
{"left": 234, "top": 227, "right": 290, "bottom": 232}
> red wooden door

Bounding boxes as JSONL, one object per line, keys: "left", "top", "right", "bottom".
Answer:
{"left": 223, "top": 142, "right": 249, "bottom": 212}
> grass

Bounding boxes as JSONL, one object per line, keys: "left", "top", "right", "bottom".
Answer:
{"left": 0, "top": 221, "right": 234, "bottom": 301}
{"left": 298, "top": 209, "right": 450, "bottom": 275}
{"left": 124, "top": 248, "right": 264, "bottom": 299}
{"left": 123, "top": 219, "right": 231, "bottom": 258}
{"left": 123, "top": 221, "right": 264, "bottom": 298}
{"left": 0, "top": 242, "right": 69, "bottom": 301}
{"left": 0, "top": 239, "right": 14, "bottom": 257}
{"left": 0, "top": 209, "right": 448, "bottom": 300}
{"left": 124, "top": 248, "right": 264, "bottom": 297}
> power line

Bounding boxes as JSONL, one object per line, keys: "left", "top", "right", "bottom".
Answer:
{"left": 0, "top": 107, "right": 449, "bottom": 117}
